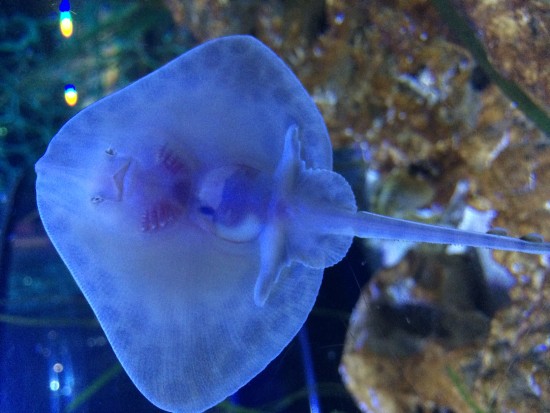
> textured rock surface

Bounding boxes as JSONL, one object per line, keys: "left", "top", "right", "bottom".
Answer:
{"left": 459, "top": 0, "right": 550, "bottom": 114}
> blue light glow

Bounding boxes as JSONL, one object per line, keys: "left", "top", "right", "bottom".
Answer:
{"left": 49, "top": 380, "right": 60, "bottom": 391}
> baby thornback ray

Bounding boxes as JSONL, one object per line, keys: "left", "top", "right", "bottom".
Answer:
{"left": 35, "top": 35, "right": 550, "bottom": 413}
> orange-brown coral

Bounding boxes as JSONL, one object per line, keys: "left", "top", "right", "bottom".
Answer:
{"left": 340, "top": 248, "right": 497, "bottom": 412}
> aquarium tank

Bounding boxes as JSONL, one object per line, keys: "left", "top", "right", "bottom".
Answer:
{"left": 1, "top": 1, "right": 549, "bottom": 413}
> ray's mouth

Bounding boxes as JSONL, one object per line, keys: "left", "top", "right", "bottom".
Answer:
{"left": 112, "top": 159, "right": 131, "bottom": 201}
{"left": 92, "top": 156, "right": 133, "bottom": 204}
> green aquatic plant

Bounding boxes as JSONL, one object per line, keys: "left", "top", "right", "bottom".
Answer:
{"left": 64, "top": 363, "right": 123, "bottom": 413}
{"left": 446, "top": 366, "right": 490, "bottom": 413}
{"left": 433, "top": 0, "right": 550, "bottom": 137}
{"left": 0, "top": 313, "right": 97, "bottom": 328}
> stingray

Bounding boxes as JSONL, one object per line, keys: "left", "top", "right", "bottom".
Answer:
{"left": 35, "top": 35, "right": 550, "bottom": 413}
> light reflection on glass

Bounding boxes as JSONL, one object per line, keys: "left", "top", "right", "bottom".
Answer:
{"left": 49, "top": 380, "right": 60, "bottom": 391}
